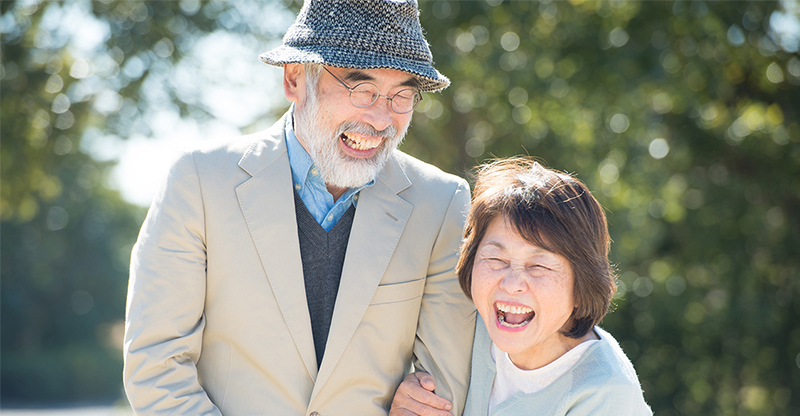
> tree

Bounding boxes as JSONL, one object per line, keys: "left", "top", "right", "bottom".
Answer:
{"left": 2, "top": 0, "right": 799, "bottom": 413}
{"left": 410, "top": 1, "right": 800, "bottom": 414}
{"left": 1, "top": 0, "right": 291, "bottom": 402}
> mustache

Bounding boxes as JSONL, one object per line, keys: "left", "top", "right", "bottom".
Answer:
{"left": 336, "top": 120, "right": 398, "bottom": 140}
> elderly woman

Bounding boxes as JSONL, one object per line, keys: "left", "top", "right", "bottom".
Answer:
{"left": 391, "top": 157, "right": 651, "bottom": 416}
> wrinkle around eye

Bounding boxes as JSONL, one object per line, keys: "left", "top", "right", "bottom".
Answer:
{"left": 392, "top": 89, "right": 417, "bottom": 100}
{"left": 485, "top": 258, "right": 509, "bottom": 270}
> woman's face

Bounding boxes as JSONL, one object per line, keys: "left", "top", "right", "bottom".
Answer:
{"left": 471, "top": 216, "right": 579, "bottom": 370}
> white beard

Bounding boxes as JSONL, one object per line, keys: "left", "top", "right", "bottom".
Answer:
{"left": 294, "top": 92, "right": 409, "bottom": 189}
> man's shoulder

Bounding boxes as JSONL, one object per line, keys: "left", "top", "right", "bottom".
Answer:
{"left": 390, "top": 150, "right": 467, "bottom": 188}
{"left": 192, "top": 126, "right": 282, "bottom": 159}
{"left": 173, "top": 118, "right": 285, "bottom": 171}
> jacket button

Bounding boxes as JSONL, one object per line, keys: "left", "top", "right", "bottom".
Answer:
{"left": 309, "top": 412, "right": 320, "bottom": 416}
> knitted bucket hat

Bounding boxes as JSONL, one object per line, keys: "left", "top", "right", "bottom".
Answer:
{"left": 259, "top": 0, "right": 450, "bottom": 92}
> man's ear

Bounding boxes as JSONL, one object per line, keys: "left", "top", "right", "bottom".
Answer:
{"left": 284, "top": 63, "right": 305, "bottom": 103}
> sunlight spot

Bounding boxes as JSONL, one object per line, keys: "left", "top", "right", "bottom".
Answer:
{"left": 651, "top": 92, "right": 674, "bottom": 114}
{"left": 649, "top": 138, "right": 669, "bottom": 159}
{"left": 766, "top": 62, "right": 785, "bottom": 83}
{"left": 599, "top": 163, "right": 619, "bottom": 184}
{"left": 727, "top": 25, "right": 745, "bottom": 46}
{"left": 465, "top": 137, "right": 485, "bottom": 158}
{"left": 51, "top": 94, "right": 71, "bottom": 114}
{"left": 501, "top": 31, "right": 520, "bottom": 52}
{"left": 609, "top": 27, "right": 629, "bottom": 47}
{"left": 609, "top": 113, "right": 630, "bottom": 133}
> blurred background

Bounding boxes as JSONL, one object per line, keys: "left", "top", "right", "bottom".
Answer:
{"left": 1, "top": 0, "right": 799, "bottom": 415}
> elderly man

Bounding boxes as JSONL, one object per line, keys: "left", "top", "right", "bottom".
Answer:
{"left": 123, "top": 1, "right": 475, "bottom": 415}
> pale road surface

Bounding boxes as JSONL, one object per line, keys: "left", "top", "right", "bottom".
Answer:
{"left": 0, "top": 406, "right": 133, "bottom": 415}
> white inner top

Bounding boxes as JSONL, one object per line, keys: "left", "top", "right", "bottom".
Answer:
{"left": 489, "top": 337, "right": 600, "bottom": 411}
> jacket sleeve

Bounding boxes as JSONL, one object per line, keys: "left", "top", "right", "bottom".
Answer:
{"left": 412, "top": 179, "right": 477, "bottom": 416}
{"left": 123, "top": 151, "right": 222, "bottom": 415}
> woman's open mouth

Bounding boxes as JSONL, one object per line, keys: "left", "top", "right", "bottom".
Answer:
{"left": 495, "top": 301, "right": 535, "bottom": 329}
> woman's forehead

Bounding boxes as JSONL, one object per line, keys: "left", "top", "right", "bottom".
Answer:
{"left": 480, "top": 217, "right": 555, "bottom": 255}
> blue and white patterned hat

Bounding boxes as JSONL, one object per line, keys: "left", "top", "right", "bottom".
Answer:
{"left": 259, "top": 0, "right": 450, "bottom": 92}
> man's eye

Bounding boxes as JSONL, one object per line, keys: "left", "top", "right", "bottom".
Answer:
{"left": 393, "top": 90, "right": 414, "bottom": 100}
{"left": 354, "top": 90, "right": 376, "bottom": 99}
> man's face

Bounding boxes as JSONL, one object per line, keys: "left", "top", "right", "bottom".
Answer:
{"left": 293, "top": 66, "right": 417, "bottom": 189}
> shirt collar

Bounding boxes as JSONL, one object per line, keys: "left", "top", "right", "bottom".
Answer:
{"left": 284, "top": 106, "right": 375, "bottom": 202}
{"left": 285, "top": 107, "right": 316, "bottom": 189}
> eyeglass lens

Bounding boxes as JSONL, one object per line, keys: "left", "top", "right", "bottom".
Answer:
{"left": 349, "top": 83, "right": 420, "bottom": 114}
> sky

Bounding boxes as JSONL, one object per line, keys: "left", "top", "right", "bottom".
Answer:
{"left": 58, "top": 0, "right": 800, "bottom": 208}
{"left": 56, "top": 0, "right": 295, "bottom": 207}
{"left": 107, "top": 32, "right": 287, "bottom": 207}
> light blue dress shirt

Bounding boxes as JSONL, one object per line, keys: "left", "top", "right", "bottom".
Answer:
{"left": 285, "top": 110, "right": 373, "bottom": 232}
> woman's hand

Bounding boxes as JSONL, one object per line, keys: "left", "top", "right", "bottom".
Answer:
{"left": 389, "top": 371, "right": 454, "bottom": 416}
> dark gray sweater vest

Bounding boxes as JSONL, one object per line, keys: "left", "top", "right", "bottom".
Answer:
{"left": 293, "top": 191, "right": 356, "bottom": 368}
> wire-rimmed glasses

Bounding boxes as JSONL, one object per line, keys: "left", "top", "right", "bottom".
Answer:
{"left": 322, "top": 67, "right": 422, "bottom": 114}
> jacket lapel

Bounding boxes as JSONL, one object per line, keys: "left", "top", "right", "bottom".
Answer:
{"left": 312, "top": 153, "right": 413, "bottom": 397}
{"left": 235, "top": 116, "right": 318, "bottom": 381}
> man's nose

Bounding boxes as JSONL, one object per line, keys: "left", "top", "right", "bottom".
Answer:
{"left": 361, "top": 98, "right": 394, "bottom": 132}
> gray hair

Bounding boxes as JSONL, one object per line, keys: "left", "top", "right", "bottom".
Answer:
{"left": 303, "top": 63, "right": 322, "bottom": 98}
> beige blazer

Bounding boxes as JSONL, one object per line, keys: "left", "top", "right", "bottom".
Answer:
{"left": 124, "top": 113, "right": 476, "bottom": 415}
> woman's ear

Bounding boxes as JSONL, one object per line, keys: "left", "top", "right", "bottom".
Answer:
{"left": 283, "top": 63, "right": 305, "bottom": 103}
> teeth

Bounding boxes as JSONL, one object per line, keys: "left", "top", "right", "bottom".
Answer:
{"left": 496, "top": 302, "right": 534, "bottom": 328}
{"left": 342, "top": 132, "right": 381, "bottom": 151}
{"left": 498, "top": 314, "right": 531, "bottom": 328}
{"left": 496, "top": 302, "right": 533, "bottom": 314}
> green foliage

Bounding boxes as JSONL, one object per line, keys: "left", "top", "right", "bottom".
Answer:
{"left": 0, "top": 0, "right": 266, "bottom": 403}
{"left": 407, "top": 1, "right": 800, "bottom": 415}
{"left": 2, "top": 0, "right": 799, "bottom": 414}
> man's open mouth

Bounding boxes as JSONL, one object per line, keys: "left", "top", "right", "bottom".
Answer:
{"left": 495, "top": 301, "right": 535, "bottom": 328}
{"left": 341, "top": 132, "right": 382, "bottom": 151}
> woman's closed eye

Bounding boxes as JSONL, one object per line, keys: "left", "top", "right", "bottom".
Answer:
{"left": 484, "top": 258, "right": 508, "bottom": 269}
{"left": 527, "top": 263, "right": 552, "bottom": 272}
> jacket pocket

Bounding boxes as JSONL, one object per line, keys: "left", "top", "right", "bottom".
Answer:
{"left": 369, "top": 278, "right": 425, "bottom": 305}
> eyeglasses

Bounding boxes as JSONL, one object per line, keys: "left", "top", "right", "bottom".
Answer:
{"left": 322, "top": 66, "right": 422, "bottom": 114}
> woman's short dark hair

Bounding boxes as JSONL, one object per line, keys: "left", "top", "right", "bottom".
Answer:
{"left": 456, "top": 157, "right": 616, "bottom": 339}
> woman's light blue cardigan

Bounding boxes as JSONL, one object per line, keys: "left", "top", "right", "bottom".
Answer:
{"left": 463, "top": 319, "right": 652, "bottom": 416}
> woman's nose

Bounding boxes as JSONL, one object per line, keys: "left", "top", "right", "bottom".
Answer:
{"left": 498, "top": 269, "right": 527, "bottom": 294}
